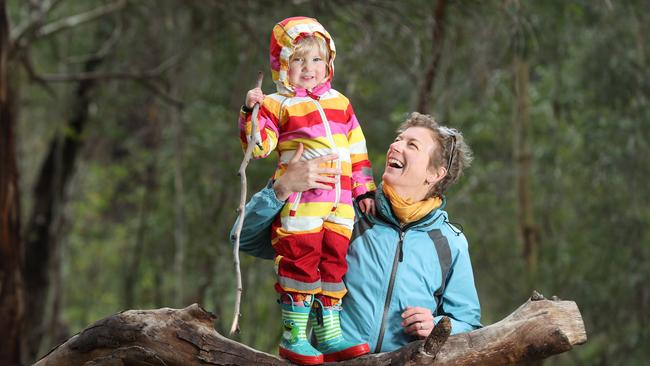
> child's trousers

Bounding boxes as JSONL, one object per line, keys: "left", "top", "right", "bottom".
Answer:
{"left": 271, "top": 189, "right": 355, "bottom": 300}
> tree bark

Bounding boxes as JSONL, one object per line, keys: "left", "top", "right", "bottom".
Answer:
{"left": 0, "top": 2, "right": 25, "bottom": 365}
{"left": 34, "top": 293, "right": 586, "bottom": 366}
{"left": 415, "top": 0, "right": 447, "bottom": 114}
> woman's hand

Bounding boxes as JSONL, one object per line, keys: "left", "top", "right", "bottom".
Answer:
{"left": 358, "top": 197, "right": 376, "bottom": 216}
{"left": 273, "top": 143, "right": 341, "bottom": 201}
{"left": 401, "top": 306, "right": 435, "bottom": 339}
{"left": 245, "top": 87, "right": 264, "bottom": 109}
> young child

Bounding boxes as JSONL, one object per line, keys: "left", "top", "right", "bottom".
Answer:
{"left": 238, "top": 16, "right": 374, "bottom": 365}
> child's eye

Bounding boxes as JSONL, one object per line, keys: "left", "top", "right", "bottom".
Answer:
{"left": 292, "top": 57, "right": 303, "bottom": 63}
{"left": 313, "top": 57, "right": 322, "bottom": 62}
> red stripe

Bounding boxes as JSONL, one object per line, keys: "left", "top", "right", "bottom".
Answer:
{"left": 285, "top": 109, "right": 326, "bottom": 130}
{"left": 352, "top": 160, "right": 372, "bottom": 170}
{"left": 340, "top": 176, "right": 352, "bottom": 191}
{"left": 322, "top": 108, "right": 348, "bottom": 125}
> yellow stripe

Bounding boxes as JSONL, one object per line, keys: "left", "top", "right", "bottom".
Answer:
{"left": 323, "top": 222, "right": 352, "bottom": 239}
{"left": 279, "top": 202, "right": 355, "bottom": 219}
{"left": 350, "top": 153, "right": 369, "bottom": 164}
{"left": 347, "top": 127, "right": 366, "bottom": 144}
{"left": 277, "top": 135, "right": 352, "bottom": 151}
{"left": 284, "top": 100, "right": 320, "bottom": 117}
{"left": 262, "top": 97, "right": 283, "bottom": 120}
{"left": 274, "top": 226, "right": 323, "bottom": 240}
{"left": 320, "top": 288, "right": 347, "bottom": 299}
{"left": 319, "top": 96, "right": 349, "bottom": 111}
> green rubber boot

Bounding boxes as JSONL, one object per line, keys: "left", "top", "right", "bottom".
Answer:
{"left": 278, "top": 294, "right": 324, "bottom": 365}
{"left": 310, "top": 297, "right": 370, "bottom": 362}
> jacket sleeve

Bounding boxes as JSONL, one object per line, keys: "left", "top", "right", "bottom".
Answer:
{"left": 229, "top": 182, "right": 283, "bottom": 260}
{"left": 435, "top": 234, "right": 482, "bottom": 333}
{"left": 345, "top": 102, "right": 376, "bottom": 198}
{"left": 238, "top": 98, "right": 281, "bottom": 159}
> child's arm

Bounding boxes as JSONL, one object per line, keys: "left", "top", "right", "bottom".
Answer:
{"left": 345, "top": 103, "right": 376, "bottom": 209}
{"left": 238, "top": 88, "right": 280, "bottom": 159}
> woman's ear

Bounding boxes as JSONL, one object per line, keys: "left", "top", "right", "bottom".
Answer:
{"left": 426, "top": 166, "right": 447, "bottom": 186}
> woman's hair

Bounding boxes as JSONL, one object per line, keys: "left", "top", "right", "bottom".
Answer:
{"left": 397, "top": 112, "right": 473, "bottom": 199}
{"left": 291, "top": 36, "right": 331, "bottom": 74}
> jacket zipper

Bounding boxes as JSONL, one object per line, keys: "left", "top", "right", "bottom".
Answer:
{"left": 311, "top": 99, "right": 341, "bottom": 209}
{"left": 372, "top": 205, "right": 443, "bottom": 352}
{"left": 374, "top": 229, "right": 405, "bottom": 352}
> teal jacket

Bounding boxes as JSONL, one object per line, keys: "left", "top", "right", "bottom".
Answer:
{"left": 231, "top": 182, "right": 482, "bottom": 352}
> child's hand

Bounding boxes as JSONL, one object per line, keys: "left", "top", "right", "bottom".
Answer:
{"left": 245, "top": 87, "right": 264, "bottom": 109}
{"left": 358, "top": 197, "right": 376, "bottom": 216}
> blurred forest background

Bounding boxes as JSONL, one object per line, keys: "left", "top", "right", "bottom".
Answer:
{"left": 1, "top": 0, "right": 648, "bottom": 365}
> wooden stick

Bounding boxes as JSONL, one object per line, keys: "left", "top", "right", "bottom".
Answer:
{"left": 229, "top": 71, "right": 263, "bottom": 336}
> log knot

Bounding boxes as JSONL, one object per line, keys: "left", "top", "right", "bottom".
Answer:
{"left": 421, "top": 316, "right": 451, "bottom": 358}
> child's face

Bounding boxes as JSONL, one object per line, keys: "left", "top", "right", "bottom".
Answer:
{"left": 288, "top": 46, "right": 328, "bottom": 91}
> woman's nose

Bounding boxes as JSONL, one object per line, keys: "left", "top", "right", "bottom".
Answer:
{"left": 389, "top": 141, "right": 402, "bottom": 152}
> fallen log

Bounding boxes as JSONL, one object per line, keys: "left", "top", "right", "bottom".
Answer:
{"left": 34, "top": 291, "right": 586, "bottom": 366}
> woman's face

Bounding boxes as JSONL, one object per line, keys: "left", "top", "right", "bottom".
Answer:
{"left": 382, "top": 126, "right": 440, "bottom": 201}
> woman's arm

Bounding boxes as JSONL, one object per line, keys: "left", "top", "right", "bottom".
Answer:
{"left": 230, "top": 144, "right": 341, "bottom": 258}
{"left": 434, "top": 235, "right": 482, "bottom": 333}
{"left": 401, "top": 234, "right": 482, "bottom": 338}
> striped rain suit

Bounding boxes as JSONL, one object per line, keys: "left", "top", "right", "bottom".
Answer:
{"left": 238, "top": 17, "right": 375, "bottom": 299}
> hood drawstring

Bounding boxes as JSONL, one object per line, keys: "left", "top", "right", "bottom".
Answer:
{"left": 306, "top": 89, "right": 320, "bottom": 100}
{"left": 445, "top": 220, "right": 464, "bottom": 236}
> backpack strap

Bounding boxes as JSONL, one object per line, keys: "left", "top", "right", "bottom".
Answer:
{"left": 428, "top": 229, "right": 452, "bottom": 316}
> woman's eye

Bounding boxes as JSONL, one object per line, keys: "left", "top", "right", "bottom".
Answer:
{"left": 409, "top": 142, "right": 419, "bottom": 149}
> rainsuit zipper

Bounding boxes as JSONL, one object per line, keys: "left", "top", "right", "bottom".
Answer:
{"left": 311, "top": 99, "right": 341, "bottom": 209}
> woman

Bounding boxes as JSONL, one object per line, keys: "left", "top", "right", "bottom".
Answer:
{"left": 232, "top": 112, "right": 481, "bottom": 353}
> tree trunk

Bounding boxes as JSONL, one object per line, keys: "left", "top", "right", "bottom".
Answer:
{"left": 23, "top": 55, "right": 104, "bottom": 361}
{"left": 0, "top": 2, "right": 25, "bottom": 365}
{"left": 34, "top": 292, "right": 586, "bottom": 366}
{"left": 123, "top": 100, "right": 161, "bottom": 309}
{"left": 172, "top": 89, "right": 187, "bottom": 307}
{"left": 513, "top": 55, "right": 539, "bottom": 287}
{"left": 415, "top": 0, "right": 447, "bottom": 114}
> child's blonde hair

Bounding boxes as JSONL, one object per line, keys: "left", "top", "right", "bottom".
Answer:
{"left": 291, "top": 36, "right": 331, "bottom": 76}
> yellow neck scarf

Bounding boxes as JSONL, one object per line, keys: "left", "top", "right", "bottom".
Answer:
{"left": 382, "top": 183, "right": 442, "bottom": 225}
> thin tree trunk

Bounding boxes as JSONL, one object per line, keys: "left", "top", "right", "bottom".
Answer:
{"left": 172, "top": 94, "right": 186, "bottom": 307}
{"left": 513, "top": 55, "right": 539, "bottom": 288}
{"left": 123, "top": 101, "right": 160, "bottom": 309}
{"left": 415, "top": 0, "right": 447, "bottom": 114}
{"left": 23, "top": 55, "right": 104, "bottom": 361}
{"left": 0, "top": 2, "right": 24, "bottom": 365}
